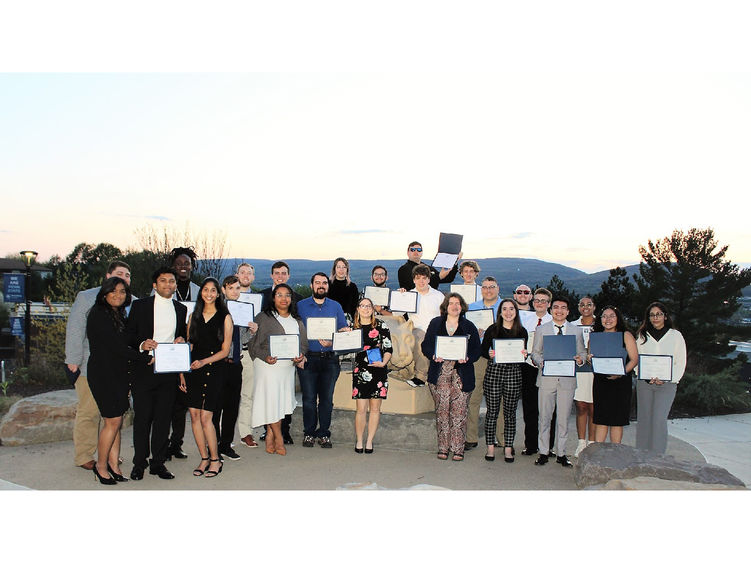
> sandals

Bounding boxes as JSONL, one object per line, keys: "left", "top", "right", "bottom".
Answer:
{"left": 437, "top": 451, "right": 449, "bottom": 460}
{"left": 193, "top": 457, "right": 209, "bottom": 477}
{"left": 452, "top": 454, "right": 464, "bottom": 462}
{"left": 205, "top": 458, "right": 223, "bottom": 478}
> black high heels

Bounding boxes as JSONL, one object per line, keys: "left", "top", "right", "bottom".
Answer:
{"left": 107, "top": 463, "right": 129, "bottom": 482}
{"left": 93, "top": 465, "right": 117, "bottom": 485}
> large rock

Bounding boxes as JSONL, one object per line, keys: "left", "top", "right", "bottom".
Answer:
{"left": 592, "top": 477, "right": 745, "bottom": 490}
{"left": 0, "top": 390, "right": 78, "bottom": 446}
{"left": 575, "top": 442, "right": 745, "bottom": 489}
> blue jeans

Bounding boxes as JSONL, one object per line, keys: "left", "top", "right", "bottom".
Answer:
{"left": 299, "top": 354, "right": 340, "bottom": 438}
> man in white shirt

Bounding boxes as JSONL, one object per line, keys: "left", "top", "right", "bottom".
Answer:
{"left": 403, "top": 264, "right": 444, "bottom": 387}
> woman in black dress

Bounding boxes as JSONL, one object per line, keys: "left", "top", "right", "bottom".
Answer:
{"left": 588, "top": 305, "right": 638, "bottom": 444}
{"left": 328, "top": 257, "right": 359, "bottom": 321}
{"left": 179, "top": 277, "right": 233, "bottom": 478}
{"left": 86, "top": 277, "right": 151, "bottom": 485}
{"left": 351, "top": 297, "right": 393, "bottom": 454}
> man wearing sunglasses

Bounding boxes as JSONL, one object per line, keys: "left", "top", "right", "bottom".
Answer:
{"left": 397, "top": 241, "right": 460, "bottom": 291}
{"left": 513, "top": 284, "right": 533, "bottom": 311}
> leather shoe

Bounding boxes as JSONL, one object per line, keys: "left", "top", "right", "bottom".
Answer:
{"left": 167, "top": 448, "right": 188, "bottom": 460}
{"left": 79, "top": 460, "right": 96, "bottom": 470}
{"left": 556, "top": 455, "right": 573, "bottom": 467}
{"left": 534, "top": 454, "right": 549, "bottom": 466}
{"left": 130, "top": 466, "right": 144, "bottom": 480}
{"left": 283, "top": 434, "right": 294, "bottom": 445}
{"left": 521, "top": 448, "right": 538, "bottom": 456}
{"left": 464, "top": 441, "right": 478, "bottom": 449}
{"left": 149, "top": 465, "right": 175, "bottom": 479}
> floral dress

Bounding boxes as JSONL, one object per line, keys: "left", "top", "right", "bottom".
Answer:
{"left": 352, "top": 321, "right": 393, "bottom": 400}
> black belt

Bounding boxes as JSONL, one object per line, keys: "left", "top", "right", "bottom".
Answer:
{"left": 308, "top": 351, "right": 336, "bottom": 358}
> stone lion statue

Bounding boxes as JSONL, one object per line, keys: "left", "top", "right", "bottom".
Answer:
{"left": 378, "top": 314, "right": 416, "bottom": 382}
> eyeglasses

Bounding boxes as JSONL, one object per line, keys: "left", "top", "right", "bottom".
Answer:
{"left": 276, "top": 293, "right": 292, "bottom": 298}
{"left": 579, "top": 302, "right": 594, "bottom": 307}
{"left": 358, "top": 304, "right": 373, "bottom": 309}
{"left": 649, "top": 312, "right": 665, "bottom": 318}
{"left": 515, "top": 290, "right": 531, "bottom": 295}
{"left": 372, "top": 273, "right": 386, "bottom": 277}
{"left": 601, "top": 314, "right": 617, "bottom": 320}
{"left": 481, "top": 285, "right": 497, "bottom": 290}
{"left": 408, "top": 247, "right": 422, "bottom": 252}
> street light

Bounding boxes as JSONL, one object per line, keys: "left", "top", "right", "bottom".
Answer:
{"left": 19, "top": 250, "right": 38, "bottom": 366}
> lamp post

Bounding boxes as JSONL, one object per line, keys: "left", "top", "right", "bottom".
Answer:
{"left": 19, "top": 250, "right": 38, "bottom": 366}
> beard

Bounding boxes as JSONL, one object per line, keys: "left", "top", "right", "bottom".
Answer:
{"left": 314, "top": 287, "right": 328, "bottom": 299}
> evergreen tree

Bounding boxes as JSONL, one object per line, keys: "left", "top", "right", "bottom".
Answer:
{"left": 592, "top": 266, "right": 638, "bottom": 323}
{"left": 547, "top": 275, "right": 580, "bottom": 321}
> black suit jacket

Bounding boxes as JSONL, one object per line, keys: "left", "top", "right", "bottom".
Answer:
{"left": 126, "top": 296, "right": 188, "bottom": 374}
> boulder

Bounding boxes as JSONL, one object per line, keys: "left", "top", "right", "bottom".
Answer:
{"left": 590, "top": 477, "right": 745, "bottom": 490}
{"left": 575, "top": 442, "right": 745, "bottom": 489}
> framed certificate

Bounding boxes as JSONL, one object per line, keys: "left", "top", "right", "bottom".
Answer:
{"left": 638, "top": 354, "right": 673, "bottom": 381}
{"left": 465, "top": 308, "right": 494, "bottom": 331}
{"left": 435, "top": 335, "right": 469, "bottom": 361}
{"left": 332, "top": 329, "right": 363, "bottom": 353}
{"left": 389, "top": 290, "right": 418, "bottom": 313}
{"left": 542, "top": 360, "right": 576, "bottom": 377}
{"left": 269, "top": 334, "right": 300, "bottom": 360}
{"left": 364, "top": 286, "right": 390, "bottom": 307}
{"left": 366, "top": 348, "right": 383, "bottom": 364}
{"left": 179, "top": 301, "right": 195, "bottom": 323}
{"left": 154, "top": 342, "right": 191, "bottom": 373}
{"left": 450, "top": 284, "right": 478, "bottom": 305}
{"left": 227, "top": 300, "right": 254, "bottom": 326}
{"left": 591, "top": 357, "right": 626, "bottom": 375}
{"left": 493, "top": 338, "right": 525, "bottom": 364}
{"left": 306, "top": 317, "right": 337, "bottom": 340}
{"left": 237, "top": 292, "right": 263, "bottom": 313}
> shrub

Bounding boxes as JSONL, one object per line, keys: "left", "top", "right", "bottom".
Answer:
{"left": 673, "top": 360, "right": 751, "bottom": 416}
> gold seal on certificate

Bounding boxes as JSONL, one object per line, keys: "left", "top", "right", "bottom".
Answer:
{"left": 154, "top": 342, "right": 191, "bottom": 373}
{"left": 465, "top": 308, "right": 494, "bottom": 331}
{"left": 389, "top": 290, "right": 418, "bottom": 313}
{"left": 332, "top": 329, "right": 363, "bottom": 353}
{"left": 227, "top": 300, "right": 254, "bottom": 326}
{"left": 493, "top": 338, "right": 525, "bottom": 364}
{"left": 435, "top": 335, "right": 469, "bottom": 361}
{"left": 638, "top": 354, "right": 673, "bottom": 381}
{"left": 364, "top": 286, "right": 390, "bottom": 307}
{"left": 269, "top": 334, "right": 300, "bottom": 360}
{"left": 306, "top": 317, "right": 337, "bottom": 340}
{"left": 450, "top": 284, "right": 478, "bottom": 306}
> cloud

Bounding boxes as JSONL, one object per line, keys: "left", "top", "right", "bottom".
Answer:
{"left": 339, "top": 229, "right": 392, "bottom": 235}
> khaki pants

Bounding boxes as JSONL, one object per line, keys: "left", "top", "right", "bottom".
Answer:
{"left": 411, "top": 328, "right": 429, "bottom": 382}
{"left": 465, "top": 356, "right": 503, "bottom": 444}
{"left": 236, "top": 353, "right": 256, "bottom": 438}
{"left": 73, "top": 376, "right": 101, "bottom": 466}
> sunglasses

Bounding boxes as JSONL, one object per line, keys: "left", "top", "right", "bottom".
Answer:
{"left": 515, "top": 290, "right": 531, "bottom": 295}
{"left": 408, "top": 247, "right": 423, "bottom": 252}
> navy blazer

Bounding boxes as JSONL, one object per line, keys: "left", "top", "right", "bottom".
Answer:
{"left": 421, "top": 315, "right": 482, "bottom": 392}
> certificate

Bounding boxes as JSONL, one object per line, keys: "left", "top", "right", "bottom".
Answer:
{"left": 591, "top": 357, "right": 626, "bottom": 375}
{"left": 435, "top": 335, "right": 469, "bottom": 361}
{"left": 465, "top": 308, "right": 494, "bottom": 331}
{"left": 237, "top": 292, "right": 263, "bottom": 313}
{"left": 227, "top": 300, "right": 254, "bottom": 326}
{"left": 389, "top": 290, "right": 418, "bottom": 313}
{"left": 269, "top": 334, "right": 300, "bottom": 360}
{"left": 154, "top": 342, "right": 191, "bottom": 373}
{"left": 542, "top": 360, "right": 576, "bottom": 377}
{"left": 450, "top": 284, "right": 479, "bottom": 305}
{"left": 366, "top": 348, "right": 383, "bottom": 364}
{"left": 438, "top": 232, "right": 463, "bottom": 254}
{"left": 432, "top": 252, "right": 459, "bottom": 270}
{"left": 333, "top": 329, "right": 363, "bottom": 353}
{"left": 179, "top": 301, "right": 195, "bottom": 323}
{"left": 638, "top": 354, "right": 673, "bottom": 381}
{"left": 306, "top": 317, "right": 337, "bottom": 340}
{"left": 364, "top": 286, "right": 390, "bottom": 307}
{"left": 493, "top": 338, "right": 526, "bottom": 364}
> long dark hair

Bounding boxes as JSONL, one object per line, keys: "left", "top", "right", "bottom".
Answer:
{"left": 490, "top": 298, "right": 525, "bottom": 338}
{"left": 189, "top": 277, "right": 229, "bottom": 344}
{"left": 93, "top": 276, "right": 131, "bottom": 332}
{"left": 262, "top": 283, "right": 300, "bottom": 319}
{"left": 592, "top": 305, "right": 629, "bottom": 333}
{"left": 636, "top": 301, "right": 673, "bottom": 344}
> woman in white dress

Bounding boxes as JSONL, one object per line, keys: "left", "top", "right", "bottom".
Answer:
{"left": 249, "top": 284, "right": 308, "bottom": 456}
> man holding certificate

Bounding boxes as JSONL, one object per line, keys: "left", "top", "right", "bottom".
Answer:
{"left": 530, "top": 297, "right": 585, "bottom": 468}
{"left": 126, "top": 267, "right": 188, "bottom": 481}
{"left": 235, "top": 263, "right": 262, "bottom": 449}
{"left": 297, "top": 273, "right": 349, "bottom": 448}
{"left": 397, "top": 240, "right": 459, "bottom": 291}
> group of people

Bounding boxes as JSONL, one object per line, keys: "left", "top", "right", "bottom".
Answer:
{"left": 64, "top": 241, "right": 687, "bottom": 485}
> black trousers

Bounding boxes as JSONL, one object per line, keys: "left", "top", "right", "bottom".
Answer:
{"left": 169, "top": 391, "right": 188, "bottom": 450}
{"left": 131, "top": 372, "right": 177, "bottom": 469}
{"left": 520, "top": 363, "right": 555, "bottom": 451}
{"left": 213, "top": 361, "right": 242, "bottom": 449}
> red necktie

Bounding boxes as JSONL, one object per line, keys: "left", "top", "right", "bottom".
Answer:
{"left": 537, "top": 317, "right": 542, "bottom": 327}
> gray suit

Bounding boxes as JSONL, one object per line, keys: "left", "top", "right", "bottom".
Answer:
{"left": 64, "top": 287, "right": 99, "bottom": 377}
{"left": 531, "top": 320, "right": 585, "bottom": 456}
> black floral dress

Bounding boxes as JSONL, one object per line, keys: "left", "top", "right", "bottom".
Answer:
{"left": 352, "top": 321, "right": 393, "bottom": 400}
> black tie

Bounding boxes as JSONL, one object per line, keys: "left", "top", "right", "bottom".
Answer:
{"left": 556, "top": 325, "right": 563, "bottom": 335}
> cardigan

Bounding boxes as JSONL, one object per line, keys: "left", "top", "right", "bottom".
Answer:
{"left": 635, "top": 328, "right": 687, "bottom": 384}
{"left": 249, "top": 311, "right": 309, "bottom": 361}
{"left": 421, "top": 315, "right": 482, "bottom": 392}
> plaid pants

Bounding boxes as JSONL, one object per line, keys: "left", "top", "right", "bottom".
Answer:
{"left": 483, "top": 362, "right": 522, "bottom": 447}
{"left": 428, "top": 361, "right": 471, "bottom": 455}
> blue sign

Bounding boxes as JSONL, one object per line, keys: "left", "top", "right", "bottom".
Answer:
{"left": 3, "top": 273, "right": 25, "bottom": 303}
{"left": 10, "top": 317, "right": 24, "bottom": 337}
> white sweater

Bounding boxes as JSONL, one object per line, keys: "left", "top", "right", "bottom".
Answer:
{"left": 635, "top": 328, "right": 687, "bottom": 384}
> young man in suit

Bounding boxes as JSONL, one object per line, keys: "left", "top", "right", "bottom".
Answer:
{"left": 530, "top": 296, "right": 585, "bottom": 468}
{"left": 126, "top": 267, "right": 188, "bottom": 480}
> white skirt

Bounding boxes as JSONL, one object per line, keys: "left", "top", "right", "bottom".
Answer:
{"left": 574, "top": 371, "right": 594, "bottom": 403}
{"left": 250, "top": 357, "right": 297, "bottom": 427}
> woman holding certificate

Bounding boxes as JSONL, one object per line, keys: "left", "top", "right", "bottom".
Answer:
{"left": 480, "top": 299, "right": 528, "bottom": 462}
{"left": 180, "top": 278, "right": 233, "bottom": 478}
{"left": 351, "top": 297, "right": 393, "bottom": 454}
{"left": 634, "top": 302, "right": 687, "bottom": 454}
{"left": 422, "top": 293, "right": 482, "bottom": 461}
{"left": 87, "top": 277, "right": 152, "bottom": 485}
{"left": 589, "top": 306, "right": 638, "bottom": 444}
{"left": 249, "top": 283, "right": 308, "bottom": 456}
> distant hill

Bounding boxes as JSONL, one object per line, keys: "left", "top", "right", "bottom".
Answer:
{"left": 203, "top": 257, "right": 644, "bottom": 298}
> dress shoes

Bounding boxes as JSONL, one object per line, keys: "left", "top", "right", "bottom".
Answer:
{"left": 79, "top": 460, "right": 96, "bottom": 470}
{"left": 259, "top": 432, "right": 267, "bottom": 441}
{"left": 149, "top": 465, "right": 176, "bottom": 479}
{"left": 556, "top": 455, "right": 573, "bottom": 468}
{"left": 521, "top": 448, "right": 538, "bottom": 456}
{"left": 464, "top": 441, "right": 478, "bottom": 449}
{"left": 167, "top": 447, "right": 188, "bottom": 460}
{"left": 130, "top": 466, "right": 145, "bottom": 480}
{"left": 283, "top": 434, "right": 294, "bottom": 445}
{"left": 534, "top": 454, "right": 549, "bottom": 466}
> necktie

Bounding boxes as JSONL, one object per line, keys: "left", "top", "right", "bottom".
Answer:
{"left": 537, "top": 317, "right": 542, "bottom": 327}
{"left": 556, "top": 325, "right": 563, "bottom": 335}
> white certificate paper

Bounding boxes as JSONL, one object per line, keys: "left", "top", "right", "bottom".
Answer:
{"left": 542, "top": 360, "right": 576, "bottom": 377}
{"left": 227, "top": 300, "right": 254, "bottom": 326}
{"left": 179, "top": 301, "right": 195, "bottom": 323}
{"left": 306, "top": 317, "right": 337, "bottom": 340}
{"left": 389, "top": 290, "right": 418, "bottom": 313}
{"left": 591, "top": 357, "right": 626, "bottom": 375}
{"left": 269, "top": 334, "right": 300, "bottom": 360}
{"left": 465, "top": 308, "right": 494, "bottom": 331}
{"left": 435, "top": 335, "right": 469, "bottom": 361}
{"left": 154, "top": 342, "right": 191, "bottom": 373}
{"left": 450, "top": 284, "right": 479, "bottom": 305}
{"left": 364, "top": 286, "right": 390, "bottom": 307}
{"left": 432, "top": 252, "right": 459, "bottom": 270}
{"left": 237, "top": 292, "right": 263, "bottom": 313}
{"left": 332, "top": 329, "right": 363, "bottom": 353}
{"left": 493, "top": 338, "right": 526, "bottom": 364}
{"left": 638, "top": 354, "right": 673, "bottom": 381}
